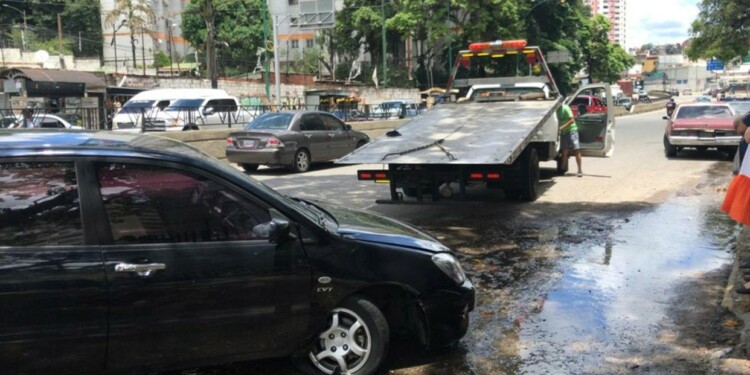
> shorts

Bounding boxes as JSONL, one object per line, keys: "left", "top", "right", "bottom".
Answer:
{"left": 561, "top": 131, "right": 580, "bottom": 151}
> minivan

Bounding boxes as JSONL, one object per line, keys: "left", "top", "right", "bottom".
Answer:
{"left": 149, "top": 94, "right": 247, "bottom": 131}
{"left": 111, "top": 89, "right": 229, "bottom": 132}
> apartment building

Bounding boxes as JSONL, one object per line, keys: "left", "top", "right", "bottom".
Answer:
{"left": 100, "top": 0, "right": 190, "bottom": 70}
{"left": 585, "top": 0, "right": 627, "bottom": 47}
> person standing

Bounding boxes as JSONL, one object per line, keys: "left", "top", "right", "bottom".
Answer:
{"left": 19, "top": 109, "right": 36, "bottom": 128}
{"left": 558, "top": 103, "right": 583, "bottom": 177}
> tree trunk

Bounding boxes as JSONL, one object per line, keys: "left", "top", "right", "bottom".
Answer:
{"left": 131, "top": 31, "right": 137, "bottom": 68}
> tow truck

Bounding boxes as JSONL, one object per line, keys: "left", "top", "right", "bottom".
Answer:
{"left": 337, "top": 39, "right": 615, "bottom": 202}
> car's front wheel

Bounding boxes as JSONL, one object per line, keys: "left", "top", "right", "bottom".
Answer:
{"left": 663, "top": 135, "right": 678, "bottom": 157}
{"left": 241, "top": 163, "right": 259, "bottom": 172}
{"left": 306, "top": 297, "right": 389, "bottom": 375}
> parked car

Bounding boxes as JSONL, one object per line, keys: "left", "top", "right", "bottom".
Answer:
{"left": 371, "top": 100, "right": 420, "bottom": 119}
{"left": 332, "top": 109, "right": 371, "bottom": 122}
{"left": 112, "top": 88, "right": 229, "bottom": 132}
{"left": 615, "top": 97, "right": 633, "bottom": 111}
{"left": 663, "top": 103, "right": 739, "bottom": 157}
{"left": 149, "top": 94, "right": 246, "bottom": 131}
{"left": 7, "top": 113, "right": 83, "bottom": 129}
{"left": 0, "top": 115, "right": 19, "bottom": 128}
{"left": 0, "top": 129, "right": 474, "bottom": 375}
{"left": 695, "top": 95, "right": 713, "bottom": 103}
{"left": 567, "top": 94, "right": 608, "bottom": 116}
{"left": 683, "top": 88, "right": 693, "bottom": 96}
{"left": 227, "top": 111, "right": 370, "bottom": 172}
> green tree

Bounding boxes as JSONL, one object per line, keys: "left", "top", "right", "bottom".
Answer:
{"left": 182, "top": 0, "right": 265, "bottom": 76}
{"left": 579, "top": 15, "right": 634, "bottom": 83}
{"left": 61, "top": 0, "right": 102, "bottom": 57}
{"left": 686, "top": 0, "right": 749, "bottom": 62}
{"left": 103, "top": 0, "right": 155, "bottom": 68}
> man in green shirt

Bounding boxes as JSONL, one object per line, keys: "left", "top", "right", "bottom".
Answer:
{"left": 557, "top": 103, "right": 583, "bottom": 177}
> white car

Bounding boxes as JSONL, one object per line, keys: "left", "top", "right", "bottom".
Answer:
{"left": 8, "top": 113, "right": 83, "bottom": 130}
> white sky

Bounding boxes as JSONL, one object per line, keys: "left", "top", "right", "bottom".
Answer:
{"left": 627, "top": 0, "right": 700, "bottom": 49}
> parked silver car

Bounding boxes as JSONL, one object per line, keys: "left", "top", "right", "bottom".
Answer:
{"left": 226, "top": 111, "right": 370, "bottom": 172}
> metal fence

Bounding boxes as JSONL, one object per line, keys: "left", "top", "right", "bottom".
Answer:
{"left": 1, "top": 101, "right": 429, "bottom": 132}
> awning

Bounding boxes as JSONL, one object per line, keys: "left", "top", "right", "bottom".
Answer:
{"left": 0, "top": 68, "right": 107, "bottom": 92}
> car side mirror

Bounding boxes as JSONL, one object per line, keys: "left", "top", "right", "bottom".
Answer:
{"left": 345, "top": 124, "right": 352, "bottom": 131}
{"left": 662, "top": 116, "right": 669, "bottom": 120}
{"left": 203, "top": 107, "right": 215, "bottom": 116}
{"left": 254, "top": 219, "right": 291, "bottom": 244}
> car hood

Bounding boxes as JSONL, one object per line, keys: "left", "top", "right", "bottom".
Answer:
{"left": 671, "top": 118, "right": 733, "bottom": 130}
{"left": 315, "top": 202, "right": 450, "bottom": 253}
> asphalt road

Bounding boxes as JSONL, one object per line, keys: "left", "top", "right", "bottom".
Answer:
{"left": 195, "top": 103, "right": 741, "bottom": 375}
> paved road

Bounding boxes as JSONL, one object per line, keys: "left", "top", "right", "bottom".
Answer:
{"left": 204, "top": 106, "right": 739, "bottom": 375}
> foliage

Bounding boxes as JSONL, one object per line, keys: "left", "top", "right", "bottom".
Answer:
{"left": 0, "top": 0, "right": 101, "bottom": 57}
{"left": 686, "top": 0, "right": 750, "bottom": 62}
{"left": 181, "top": 0, "right": 266, "bottom": 76}
{"left": 103, "top": 0, "right": 155, "bottom": 68}
{"left": 579, "top": 15, "right": 634, "bottom": 84}
{"left": 153, "top": 51, "right": 171, "bottom": 68}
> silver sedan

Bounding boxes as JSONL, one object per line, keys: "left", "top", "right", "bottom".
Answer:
{"left": 226, "top": 111, "right": 370, "bottom": 172}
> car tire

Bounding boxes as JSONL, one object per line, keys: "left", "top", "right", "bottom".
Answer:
{"left": 241, "top": 164, "right": 259, "bottom": 172}
{"left": 721, "top": 147, "right": 737, "bottom": 160}
{"left": 291, "top": 149, "right": 311, "bottom": 173}
{"left": 663, "top": 135, "right": 678, "bottom": 157}
{"left": 300, "top": 296, "right": 389, "bottom": 375}
{"left": 182, "top": 123, "right": 200, "bottom": 131}
{"left": 356, "top": 140, "right": 367, "bottom": 149}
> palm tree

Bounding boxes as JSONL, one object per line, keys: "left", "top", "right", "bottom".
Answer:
{"left": 104, "top": 0, "right": 155, "bottom": 69}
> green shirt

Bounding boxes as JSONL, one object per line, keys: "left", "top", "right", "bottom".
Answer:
{"left": 557, "top": 104, "right": 578, "bottom": 134}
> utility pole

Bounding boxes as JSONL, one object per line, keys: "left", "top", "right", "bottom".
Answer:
{"left": 140, "top": 29, "right": 146, "bottom": 75}
{"left": 113, "top": 24, "right": 119, "bottom": 75}
{"left": 381, "top": 0, "right": 387, "bottom": 87}
{"left": 273, "top": 15, "right": 281, "bottom": 105}
{"left": 2, "top": 4, "right": 26, "bottom": 52}
{"left": 57, "top": 14, "right": 65, "bottom": 69}
{"left": 205, "top": 0, "right": 218, "bottom": 88}
{"left": 446, "top": 0, "right": 452, "bottom": 75}
{"left": 261, "top": 0, "right": 270, "bottom": 98}
{"left": 167, "top": 19, "right": 174, "bottom": 77}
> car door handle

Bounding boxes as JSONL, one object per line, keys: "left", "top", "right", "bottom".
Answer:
{"left": 115, "top": 262, "right": 166, "bottom": 277}
{"left": 304, "top": 134, "right": 312, "bottom": 138}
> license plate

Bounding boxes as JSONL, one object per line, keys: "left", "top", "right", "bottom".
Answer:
{"left": 698, "top": 132, "right": 714, "bottom": 139}
{"left": 242, "top": 139, "right": 258, "bottom": 148}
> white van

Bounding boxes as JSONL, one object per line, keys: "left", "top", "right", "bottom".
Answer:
{"left": 148, "top": 93, "right": 247, "bottom": 131}
{"left": 112, "top": 88, "right": 228, "bottom": 132}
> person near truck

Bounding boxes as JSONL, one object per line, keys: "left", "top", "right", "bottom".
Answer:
{"left": 557, "top": 103, "right": 583, "bottom": 177}
{"left": 723, "top": 125, "right": 750, "bottom": 293}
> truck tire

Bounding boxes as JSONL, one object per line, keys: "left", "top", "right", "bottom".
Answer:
{"left": 506, "top": 148, "right": 540, "bottom": 202}
{"left": 518, "top": 148, "right": 540, "bottom": 202}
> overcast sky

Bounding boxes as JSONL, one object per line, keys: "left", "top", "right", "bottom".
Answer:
{"left": 627, "top": 0, "right": 700, "bottom": 49}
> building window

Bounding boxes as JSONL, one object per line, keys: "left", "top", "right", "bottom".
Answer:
{"left": 291, "top": 40, "right": 299, "bottom": 49}
{"left": 306, "top": 39, "right": 314, "bottom": 48}
{"left": 289, "top": 0, "right": 298, "bottom": 4}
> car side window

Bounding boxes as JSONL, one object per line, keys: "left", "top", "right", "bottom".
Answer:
{"left": 156, "top": 100, "right": 170, "bottom": 111}
{"left": 300, "top": 114, "right": 326, "bottom": 131}
{"left": 321, "top": 114, "right": 346, "bottom": 131}
{"left": 0, "top": 162, "right": 84, "bottom": 246}
{"left": 96, "top": 163, "right": 272, "bottom": 245}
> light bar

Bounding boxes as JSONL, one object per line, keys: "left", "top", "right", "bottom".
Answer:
{"left": 468, "top": 39, "right": 527, "bottom": 51}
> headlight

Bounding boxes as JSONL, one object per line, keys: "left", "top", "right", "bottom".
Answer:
{"left": 432, "top": 253, "right": 466, "bottom": 285}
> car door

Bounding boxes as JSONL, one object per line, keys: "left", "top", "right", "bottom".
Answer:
{"left": 0, "top": 160, "right": 108, "bottom": 374}
{"left": 569, "top": 84, "right": 615, "bottom": 157}
{"left": 92, "top": 161, "right": 311, "bottom": 371}
{"left": 321, "top": 113, "right": 354, "bottom": 158}
{"left": 299, "top": 113, "right": 331, "bottom": 161}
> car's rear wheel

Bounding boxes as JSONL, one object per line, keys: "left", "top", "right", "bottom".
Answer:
{"left": 241, "top": 163, "right": 259, "bottom": 172}
{"left": 291, "top": 149, "right": 311, "bottom": 173}
{"left": 305, "top": 296, "right": 389, "bottom": 375}
{"left": 663, "top": 135, "right": 678, "bottom": 157}
{"left": 356, "top": 140, "right": 367, "bottom": 149}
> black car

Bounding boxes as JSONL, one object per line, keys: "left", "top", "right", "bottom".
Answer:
{"left": 0, "top": 129, "right": 474, "bottom": 375}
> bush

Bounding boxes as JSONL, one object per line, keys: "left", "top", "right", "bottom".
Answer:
{"left": 153, "top": 51, "right": 171, "bottom": 68}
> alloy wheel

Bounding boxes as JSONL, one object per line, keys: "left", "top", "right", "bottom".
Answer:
{"left": 309, "top": 308, "right": 371, "bottom": 374}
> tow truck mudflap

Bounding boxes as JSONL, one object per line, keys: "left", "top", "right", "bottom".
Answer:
{"left": 356, "top": 165, "right": 507, "bottom": 203}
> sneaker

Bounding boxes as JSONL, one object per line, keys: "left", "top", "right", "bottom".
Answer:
{"left": 577, "top": 171, "right": 583, "bottom": 178}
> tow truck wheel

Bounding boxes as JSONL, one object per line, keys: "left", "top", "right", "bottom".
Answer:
{"left": 519, "top": 148, "right": 540, "bottom": 202}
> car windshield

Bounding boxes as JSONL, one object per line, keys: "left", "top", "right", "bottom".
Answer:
{"left": 165, "top": 99, "right": 205, "bottom": 111}
{"left": 729, "top": 102, "right": 750, "bottom": 116}
{"left": 695, "top": 96, "right": 712, "bottom": 103}
{"left": 675, "top": 105, "right": 733, "bottom": 119}
{"left": 119, "top": 100, "right": 155, "bottom": 114}
{"left": 245, "top": 113, "right": 294, "bottom": 130}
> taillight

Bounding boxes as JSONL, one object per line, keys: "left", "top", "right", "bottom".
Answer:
{"left": 358, "top": 170, "right": 389, "bottom": 181}
{"left": 226, "top": 137, "right": 235, "bottom": 146}
{"left": 469, "top": 173, "right": 484, "bottom": 180}
{"left": 266, "top": 137, "right": 284, "bottom": 148}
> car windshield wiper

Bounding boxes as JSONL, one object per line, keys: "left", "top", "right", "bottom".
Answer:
{"left": 290, "top": 197, "right": 337, "bottom": 229}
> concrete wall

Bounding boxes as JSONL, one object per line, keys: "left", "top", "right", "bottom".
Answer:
{"left": 0, "top": 48, "right": 98, "bottom": 71}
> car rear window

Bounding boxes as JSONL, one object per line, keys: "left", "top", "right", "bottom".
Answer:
{"left": 245, "top": 113, "right": 294, "bottom": 130}
{"left": 676, "top": 106, "right": 733, "bottom": 119}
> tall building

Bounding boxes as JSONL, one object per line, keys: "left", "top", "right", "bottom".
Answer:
{"left": 585, "top": 0, "right": 627, "bottom": 47}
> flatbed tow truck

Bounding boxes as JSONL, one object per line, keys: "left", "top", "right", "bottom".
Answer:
{"left": 337, "top": 39, "right": 616, "bottom": 203}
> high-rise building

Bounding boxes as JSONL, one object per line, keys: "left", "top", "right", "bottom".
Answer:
{"left": 584, "top": 0, "right": 627, "bottom": 47}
